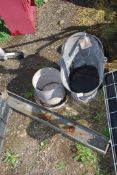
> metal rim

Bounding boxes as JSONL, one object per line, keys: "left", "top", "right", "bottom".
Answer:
{"left": 35, "top": 94, "right": 68, "bottom": 109}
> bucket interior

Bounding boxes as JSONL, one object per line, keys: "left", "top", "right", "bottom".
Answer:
{"left": 42, "top": 82, "right": 59, "bottom": 91}
{"left": 33, "top": 68, "right": 61, "bottom": 91}
{"left": 69, "top": 65, "right": 99, "bottom": 93}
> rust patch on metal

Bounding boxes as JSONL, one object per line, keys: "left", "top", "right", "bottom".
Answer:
{"left": 40, "top": 113, "right": 53, "bottom": 122}
{"left": 79, "top": 132, "right": 83, "bottom": 136}
{"left": 63, "top": 125, "right": 75, "bottom": 134}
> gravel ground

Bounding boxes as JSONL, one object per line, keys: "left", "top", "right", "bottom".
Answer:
{"left": 0, "top": 0, "right": 117, "bottom": 174}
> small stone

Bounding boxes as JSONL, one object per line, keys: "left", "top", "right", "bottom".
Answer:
{"left": 79, "top": 164, "right": 84, "bottom": 169}
{"left": 57, "top": 9, "right": 62, "bottom": 14}
{"left": 40, "top": 142, "right": 44, "bottom": 146}
{"left": 44, "top": 0, "right": 48, "bottom": 3}
{"left": 58, "top": 20, "right": 65, "bottom": 26}
{"left": 16, "top": 130, "right": 20, "bottom": 134}
{"left": 50, "top": 45, "right": 55, "bottom": 49}
{"left": 20, "top": 130, "right": 27, "bottom": 137}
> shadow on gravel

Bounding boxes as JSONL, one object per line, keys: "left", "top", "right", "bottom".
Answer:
{"left": 4, "top": 25, "right": 117, "bottom": 58}
{"left": 64, "top": 0, "right": 117, "bottom": 11}
{"left": 6, "top": 53, "right": 59, "bottom": 96}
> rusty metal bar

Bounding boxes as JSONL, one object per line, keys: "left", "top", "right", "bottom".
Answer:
{"left": 3, "top": 91, "right": 109, "bottom": 155}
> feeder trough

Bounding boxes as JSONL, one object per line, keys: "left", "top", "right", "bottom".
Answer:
{"left": 0, "top": 90, "right": 109, "bottom": 155}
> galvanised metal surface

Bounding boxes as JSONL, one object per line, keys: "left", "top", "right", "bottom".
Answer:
{"left": 0, "top": 96, "right": 12, "bottom": 154}
{"left": 2, "top": 91, "right": 109, "bottom": 155}
{"left": 103, "top": 70, "right": 117, "bottom": 175}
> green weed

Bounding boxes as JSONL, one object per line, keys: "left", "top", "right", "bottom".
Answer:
{"left": 102, "top": 126, "right": 110, "bottom": 138}
{"left": 56, "top": 162, "right": 65, "bottom": 171}
{"left": 24, "top": 89, "right": 34, "bottom": 99}
{"left": 0, "top": 18, "right": 11, "bottom": 44}
{"left": 70, "top": 115, "right": 81, "bottom": 120}
{"left": 73, "top": 144, "right": 97, "bottom": 164}
{"left": 98, "top": 89, "right": 104, "bottom": 100}
{"left": 38, "top": 139, "right": 49, "bottom": 151}
{"left": 3, "top": 149, "right": 19, "bottom": 167}
{"left": 95, "top": 167, "right": 104, "bottom": 175}
{"left": 35, "top": 0, "right": 44, "bottom": 7}
{"left": 94, "top": 112, "right": 103, "bottom": 121}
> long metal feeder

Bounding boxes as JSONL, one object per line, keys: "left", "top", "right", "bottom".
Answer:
{"left": 0, "top": 90, "right": 109, "bottom": 155}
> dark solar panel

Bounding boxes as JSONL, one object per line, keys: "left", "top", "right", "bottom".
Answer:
{"left": 106, "top": 85, "right": 116, "bottom": 98}
{"left": 110, "top": 112, "right": 117, "bottom": 128}
{"left": 112, "top": 129, "right": 117, "bottom": 145}
{"left": 108, "top": 98, "right": 117, "bottom": 113}
{"left": 113, "top": 72, "right": 117, "bottom": 83}
{"left": 104, "top": 71, "right": 117, "bottom": 175}
{"left": 105, "top": 73, "right": 114, "bottom": 85}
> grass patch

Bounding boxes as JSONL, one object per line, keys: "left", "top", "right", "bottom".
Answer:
{"left": 0, "top": 18, "right": 11, "bottom": 44}
{"left": 38, "top": 139, "right": 49, "bottom": 151}
{"left": 100, "top": 23, "right": 117, "bottom": 57}
{"left": 35, "top": 0, "right": 44, "bottom": 7}
{"left": 101, "top": 24, "right": 117, "bottom": 39}
{"left": 24, "top": 89, "right": 34, "bottom": 100}
{"left": 73, "top": 144, "right": 97, "bottom": 164}
{"left": 56, "top": 162, "right": 65, "bottom": 171}
{"left": 3, "top": 149, "right": 19, "bottom": 167}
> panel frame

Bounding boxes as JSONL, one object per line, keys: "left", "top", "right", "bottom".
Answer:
{"left": 104, "top": 71, "right": 117, "bottom": 174}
